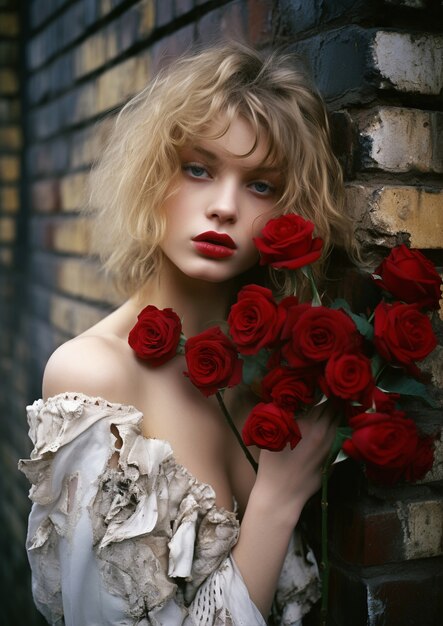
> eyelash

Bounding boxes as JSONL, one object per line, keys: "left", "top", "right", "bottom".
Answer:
{"left": 182, "top": 162, "right": 276, "bottom": 196}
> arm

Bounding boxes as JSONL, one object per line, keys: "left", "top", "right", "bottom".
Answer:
{"left": 232, "top": 406, "right": 336, "bottom": 618}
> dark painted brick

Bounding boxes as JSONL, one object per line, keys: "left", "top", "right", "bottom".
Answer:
{"left": 289, "top": 26, "right": 377, "bottom": 106}
{"left": 174, "top": 0, "right": 194, "bottom": 16}
{"left": 330, "top": 558, "right": 443, "bottom": 626}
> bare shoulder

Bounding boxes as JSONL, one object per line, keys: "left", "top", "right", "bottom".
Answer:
{"left": 42, "top": 333, "right": 138, "bottom": 404}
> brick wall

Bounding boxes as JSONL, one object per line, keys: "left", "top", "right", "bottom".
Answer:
{"left": 277, "top": 1, "right": 443, "bottom": 624}
{"left": 0, "top": 0, "right": 441, "bottom": 624}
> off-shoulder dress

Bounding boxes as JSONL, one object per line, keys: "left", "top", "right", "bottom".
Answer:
{"left": 19, "top": 392, "right": 320, "bottom": 626}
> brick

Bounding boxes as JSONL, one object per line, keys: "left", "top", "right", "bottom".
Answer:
{"left": 30, "top": 0, "right": 70, "bottom": 29}
{"left": 330, "top": 558, "right": 443, "bottom": 626}
{"left": 0, "top": 156, "right": 19, "bottom": 181}
{"left": 386, "top": 0, "right": 427, "bottom": 6}
{"left": 50, "top": 294, "right": 106, "bottom": 336}
{"left": 70, "top": 118, "right": 113, "bottom": 169}
{"left": 0, "top": 97, "right": 20, "bottom": 122}
{"left": 96, "top": 53, "right": 150, "bottom": 114}
{"left": 60, "top": 171, "right": 89, "bottom": 212}
{"left": 196, "top": 5, "right": 246, "bottom": 46}
{"left": 156, "top": 0, "right": 173, "bottom": 28}
{"left": 0, "top": 246, "right": 12, "bottom": 264}
{"left": 151, "top": 25, "right": 195, "bottom": 73}
{"left": 30, "top": 216, "right": 91, "bottom": 254}
{"left": 56, "top": 256, "right": 121, "bottom": 305}
{"left": 290, "top": 26, "right": 443, "bottom": 106}
{"left": 0, "top": 40, "right": 18, "bottom": 64}
{"left": 373, "top": 32, "right": 443, "bottom": 95}
{"left": 0, "top": 216, "right": 15, "bottom": 242}
{"left": 0, "top": 186, "right": 18, "bottom": 212}
{"left": 395, "top": 499, "right": 443, "bottom": 560}
{"left": 0, "top": 68, "right": 18, "bottom": 94}
{"left": 75, "top": 31, "right": 107, "bottom": 78}
{"left": 27, "top": 138, "right": 69, "bottom": 177}
{"left": 357, "top": 107, "right": 443, "bottom": 174}
{"left": 174, "top": 0, "right": 194, "bottom": 17}
{"left": 0, "top": 125, "right": 21, "bottom": 149}
{"left": 247, "top": 0, "right": 272, "bottom": 45}
{"left": 0, "top": 12, "right": 19, "bottom": 36}
{"left": 52, "top": 217, "right": 91, "bottom": 254}
{"left": 31, "top": 179, "right": 61, "bottom": 213}
{"left": 347, "top": 185, "right": 443, "bottom": 249}
{"left": 330, "top": 494, "right": 443, "bottom": 566}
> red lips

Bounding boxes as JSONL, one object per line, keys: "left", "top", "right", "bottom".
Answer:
{"left": 193, "top": 231, "right": 237, "bottom": 249}
{"left": 192, "top": 231, "right": 237, "bottom": 259}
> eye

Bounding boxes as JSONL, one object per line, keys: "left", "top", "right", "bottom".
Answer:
{"left": 249, "top": 181, "right": 275, "bottom": 196}
{"left": 183, "top": 163, "right": 211, "bottom": 179}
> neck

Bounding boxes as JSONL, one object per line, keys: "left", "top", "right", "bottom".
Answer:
{"left": 132, "top": 265, "right": 238, "bottom": 337}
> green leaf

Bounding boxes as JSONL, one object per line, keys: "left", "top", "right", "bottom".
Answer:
{"left": 331, "top": 299, "right": 373, "bottom": 340}
{"left": 241, "top": 350, "right": 269, "bottom": 386}
{"left": 378, "top": 370, "right": 438, "bottom": 408}
{"left": 371, "top": 353, "right": 385, "bottom": 379}
{"left": 177, "top": 334, "right": 187, "bottom": 355}
{"left": 327, "top": 426, "right": 352, "bottom": 465}
{"left": 333, "top": 449, "right": 349, "bottom": 465}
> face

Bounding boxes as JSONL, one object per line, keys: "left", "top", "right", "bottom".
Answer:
{"left": 159, "top": 115, "right": 282, "bottom": 285}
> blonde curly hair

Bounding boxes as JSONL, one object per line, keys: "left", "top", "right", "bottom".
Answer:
{"left": 89, "top": 41, "right": 357, "bottom": 300}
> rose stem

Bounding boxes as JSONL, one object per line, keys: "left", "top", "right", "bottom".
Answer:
{"left": 320, "top": 461, "right": 330, "bottom": 626}
{"left": 216, "top": 391, "right": 258, "bottom": 473}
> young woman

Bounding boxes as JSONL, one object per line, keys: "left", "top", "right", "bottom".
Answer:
{"left": 20, "top": 43, "right": 356, "bottom": 625}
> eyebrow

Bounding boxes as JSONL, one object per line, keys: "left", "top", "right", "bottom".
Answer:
{"left": 188, "top": 145, "right": 281, "bottom": 174}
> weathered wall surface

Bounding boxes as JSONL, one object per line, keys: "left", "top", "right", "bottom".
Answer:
{"left": 0, "top": 0, "right": 441, "bottom": 624}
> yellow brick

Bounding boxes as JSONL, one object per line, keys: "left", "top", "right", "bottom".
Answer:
{"left": 347, "top": 184, "right": 443, "bottom": 248}
{"left": 31, "top": 179, "right": 60, "bottom": 213}
{"left": 0, "top": 186, "right": 18, "bottom": 212}
{"left": 139, "top": 0, "right": 155, "bottom": 36}
{"left": 0, "top": 155, "right": 19, "bottom": 181}
{"left": 0, "top": 125, "right": 21, "bottom": 149}
{"left": 50, "top": 294, "right": 105, "bottom": 336}
{"left": 0, "top": 216, "right": 15, "bottom": 242}
{"left": 57, "top": 257, "right": 122, "bottom": 305}
{"left": 73, "top": 81, "right": 98, "bottom": 123}
{"left": 53, "top": 218, "right": 91, "bottom": 254}
{"left": 70, "top": 118, "right": 113, "bottom": 169}
{"left": 0, "top": 68, "right": 19, "bottom": 94}
{"left": 105, "top": 26, "right": 118, "bottom": 60}
{"left": 0, "top": 13, "right": 19, "bottom": 36}
{"left": 97, "top": 53, "right": 150, "bottom": 113}
{"left": 60, "top": 171, "right": 89, "bottom": 212}
{"left": 0, "top": 247, "right": 12, "bottom": 265}
{"left": 75, "top": 33, "right": 107, "bottom": 78}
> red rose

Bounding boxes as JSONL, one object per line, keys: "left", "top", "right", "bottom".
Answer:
{"left": 128, "top": 305, "right": 182, "bottom": 366}
{"left": 253, "top": 214, "right": 323, "bottom": 270}
{"left": 261, "top": 366, "right": 316, "bottom": 411}
{"left": 373, "top": 244, "right": 442, "bottom": 310}
{"left": 323, "top": 352, "right": 374, "bottom": 402}
{"left": 374, "top": 301, "right": 437, "bottom": 376}
{"left": 242, "top": 402, "right": 301, "bottom": 451}
{"left": 373, "top": 388, "right": 400, "bottom": 413}
{"left": 228, "top": 284, "right": 285, "bottom": 355}
{"left": 343, "top": 411, "right": 419, "bottom": 471}
{"left": 364, "top": 434, "right": 434, "bottom": 485}
{"left": 281, "top": 304, "right": 360, "bottom": 367}
{"left": 184, "top": 327, "right": 242, "bottom": 397}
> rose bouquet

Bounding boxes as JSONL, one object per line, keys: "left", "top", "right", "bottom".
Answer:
{"left": 128, "top": 214, "right": 441, "bottom": 623}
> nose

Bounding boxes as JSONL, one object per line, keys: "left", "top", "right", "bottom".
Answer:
{"left": 205, "top": 178, "right": 239, "bottom": 224}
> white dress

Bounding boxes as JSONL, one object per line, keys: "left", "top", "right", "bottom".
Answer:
{"left": 19, "top": 393, "right": 320, "bottom": 626}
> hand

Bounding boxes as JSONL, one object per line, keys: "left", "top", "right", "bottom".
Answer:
{"left": 253, "top": 402, "right": 337, "bottom": 520}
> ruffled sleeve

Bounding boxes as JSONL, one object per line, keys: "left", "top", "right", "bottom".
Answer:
{"left": 18, "top": 393, "right": 267, "bottom": 626}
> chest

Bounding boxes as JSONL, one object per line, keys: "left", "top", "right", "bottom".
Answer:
{"left": 132, "top": 359, "right": 256, "bottom": 515}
